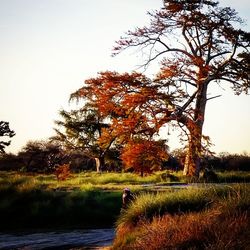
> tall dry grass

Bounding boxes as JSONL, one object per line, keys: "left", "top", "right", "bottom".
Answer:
{"left": 113, "top": 184, "right": 250, "bottom": 250}
{"left": 127, "top": 208, "right": 249, "bottom": 250}
{"left": 116, "top": 187, "right": 214, "bottom": 229}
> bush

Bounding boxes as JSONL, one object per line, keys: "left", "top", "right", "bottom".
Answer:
{"left": 55, "top": 164, "right": 71, "bottom": 181}
{"left": 202, "top": 168, "right": 218, "bottom": 182}
{"left": 0, "top": 153, "right": 23, "bottom": 171}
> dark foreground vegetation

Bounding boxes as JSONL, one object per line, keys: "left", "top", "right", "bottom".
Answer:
{"left": 0, "top": 170, "right": 249, "bottom": 230}
{"left": 0, "top": 172, "right": 123, "bottom": 230}
{"left": 0, "top": 170, "right": 249, "bottom": 249}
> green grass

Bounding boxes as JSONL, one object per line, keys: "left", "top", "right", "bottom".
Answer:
{"left": 0, "top": 187, "right": 122, "bottom": 230}
{"left": 0, "top": 170, "right": 249, "bottom": 232}
{"left": 117, "top": 186, "right": 211, "bottom": 227}
{"left": 1, "top": 170, "right": 248, "bottom": 192}
{"left": 0, "top": 170, "right": 178, "bottom": 230}
{"left": 216, "top": 171, "right": 250, "bottom": 183}
{"left": 0, "top": 171, "right": 124, "bottom": 230}
{"left": 0, "top": 170, "right": 188, "bottom": 194}
{"left": 0, "top": 170, "right": 183, "bottom": 231}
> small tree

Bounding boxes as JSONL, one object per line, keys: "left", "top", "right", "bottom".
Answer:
{"left": 0, "top": 121, "right": 15, "bottom": 153}
{"left": 121, "top": 139, "right": 168, "bottom": 176}
{"left": 55, "top": 164, "right": 71, "bottom": 181}
{"left": 52, "top": 108, "right": 107, "bottom": 152}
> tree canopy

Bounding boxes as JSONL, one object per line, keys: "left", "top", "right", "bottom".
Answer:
{"left": 111, "top": 0, "right": 250, "bottom": 176}
{"left": 0, "top": 121, "right": 15, "bottom": 153}
{"left": 70, "top": 71, "right": 170, "bottom": 174}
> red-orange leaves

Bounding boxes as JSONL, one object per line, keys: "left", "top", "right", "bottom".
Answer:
{"left": 71, "top": 71, "right": 171, "bottom": 174}
{"left": 121, "top": 139, "right": 168, "bottom": 176}
{"left": 84, "top": 72, "right": 150, "bottom": 117}
{"left": 55, "top": 164, "right": 71, "bottom": 181}
{"left": 167, "top": 3, "right": 183, "bottom": 13}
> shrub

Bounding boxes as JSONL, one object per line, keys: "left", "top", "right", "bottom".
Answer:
{"left": 55, "top": 164, "right": 71, "bottom": 181}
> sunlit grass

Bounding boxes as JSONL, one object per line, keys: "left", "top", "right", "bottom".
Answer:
{"left": 71, "top": 171, "right": 173, "bottom": 185}
{"left": 117, "top": 186, "right": 213, "bottom": 228}
{"left": 0, "top": 170, "right": 186, "bottom": 193}
{"left": 1, "top": 170, "right": 249, "bottom": 233}
{"left": 216, "top": 171, "right": 250, "bottom": 182}
{"left": 113, "top": 184, "right": 250, "bottom": 249}
{"left": 1, "top": 170, "right": 248, "bottom": 193}
{"left": 119, "top": 208, "right": 249, "bottom": 250}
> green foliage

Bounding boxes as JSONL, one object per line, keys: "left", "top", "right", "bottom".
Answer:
{"left": 52, "top": 108, "right": 106, "bottom": 152}
{"left": 18, "top": 140, "right": 65, "bottom": 173}
{"left": 0, "top": 121, "right": 15, "bottom": 153}
{"left": 51, "top": 106, "right": 121, "bottom": 171}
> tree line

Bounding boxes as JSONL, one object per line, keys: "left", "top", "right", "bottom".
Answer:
{"left": 0, "top": 138, "right": 249, "bottom": 174}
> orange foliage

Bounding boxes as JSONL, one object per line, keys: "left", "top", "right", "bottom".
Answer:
{"left": 121, "top": 139, "right": 168, "bottom": 176}
{"left": 55, "top": 164, "right": 71, "bottom": 181}
{"left": 170, "top": 3, "right": 183, "bottom": 12}
{"left": 71, "top": 71, "right": 172, "bottom": 173}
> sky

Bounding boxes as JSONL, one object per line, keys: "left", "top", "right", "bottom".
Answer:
{"left": 0, "top": 0, "right": 249, "bottom": 155}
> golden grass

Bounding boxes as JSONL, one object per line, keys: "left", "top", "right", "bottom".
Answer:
{"left": 132, "top": 210, "right": 248, "bottom": 250}
{"left": 0, "top": 170, "right": 187, "bottom": 194}
{"left": 112, "top": 184, "right": 250, "bottom": 250}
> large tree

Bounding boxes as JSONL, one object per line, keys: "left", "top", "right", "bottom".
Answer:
{"left": 71, "top": 71, "right": 170, "bottom": 173}
{"left": 111, "top": 0, "right": 250, "bottom": 176}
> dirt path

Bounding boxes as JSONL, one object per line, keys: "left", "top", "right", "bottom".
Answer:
{"left": 0, "top": 228, "right": 114, "bottom": 249}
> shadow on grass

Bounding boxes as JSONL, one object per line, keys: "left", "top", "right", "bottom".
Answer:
{"left": 0, "top": 188, "right": 122, "bottom": 231}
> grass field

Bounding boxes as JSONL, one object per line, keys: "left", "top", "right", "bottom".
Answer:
{"left": 0, "top": 169, "right": 249, "bottom": 246}
{"left": 0, "top": 171, "right": 124, "bottom": 230}
{"left": 0, "top": 170, "right": 177, "bottom": 230}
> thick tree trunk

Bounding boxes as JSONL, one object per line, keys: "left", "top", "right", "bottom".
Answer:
{"left": 183, "top": 127, "right": 202, "bottom": 177}
{"left": 183, "top": 81, "right": 208, "bottom": 177}
{"left": 94, "top": 157, "right": 101, "bottom": 172}
{"left": 140, "top": 170, "right": 144, "bottom": 177}
{"left": 95, "top": 154, "right": 105, "bottom": 172}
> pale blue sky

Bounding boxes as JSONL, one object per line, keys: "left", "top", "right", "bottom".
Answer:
{"left": 0, "top": 0, "right": 249, "bottom": 155}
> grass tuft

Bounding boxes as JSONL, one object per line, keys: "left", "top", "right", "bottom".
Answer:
{"left": 113, "top": 184, "right": 250, "bottom": 250}
{"left": 117, "top": 187, "right": 213, "bottom": 228}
